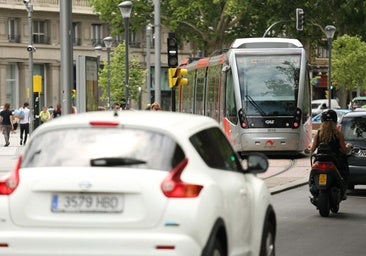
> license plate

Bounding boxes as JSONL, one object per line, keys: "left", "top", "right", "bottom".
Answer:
{"left": 319, "top": 174, "right": 327, "bottom": 185}
{"left": 51, "top": 193, "right": 124, "bottom": 213}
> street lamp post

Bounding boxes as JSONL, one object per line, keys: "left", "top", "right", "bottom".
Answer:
{"left": 103, "top": 36, "right": 113, "bottom": 109}
{"left": 24, "top": 0, "right": 34, "bottom": 133}
{"left": 146, "top": 24, "right": 152, "bottom": 105}
{"left": 94, "top": 45, "right": 102, "bottom": 107}
{"left": 118, "top": 1, "right": 132, "bottom": 109}
{"left": 325, "top": 25, "right": 336, "bottom": 109}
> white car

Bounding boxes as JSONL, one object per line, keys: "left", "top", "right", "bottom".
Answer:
{"left": 0, "top": 110, "right": 276, "bottom": 256}
{"left": 311, "top": 99, "right": 341, "bottom": 116}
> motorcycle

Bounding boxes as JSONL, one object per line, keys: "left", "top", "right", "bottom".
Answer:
{"left": 309, "top": 143, "right": 355, "bottom": 217}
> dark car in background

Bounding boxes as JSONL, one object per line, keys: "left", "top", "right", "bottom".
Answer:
{"left": 340, "top": 111, "right": 366, "bottom": 190}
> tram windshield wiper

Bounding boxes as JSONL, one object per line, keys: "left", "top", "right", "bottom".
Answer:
{"left": 246, "top": 95, "right": 266, "bottom": 116}
{"left": 90, "top": 157, "right": 147, "bottom": 167}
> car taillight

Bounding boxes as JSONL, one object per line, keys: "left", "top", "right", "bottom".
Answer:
{"left": 89, "top": 121, "right": 119, "bottom": 127}
{"left": 312, "top": 161, "right": 337, "bottom": 171}
{"left": 161, "top": 158, "right": 203, "bottom": 198}
{"left": 0, "top": 156, "right": 21, "bottom": 195}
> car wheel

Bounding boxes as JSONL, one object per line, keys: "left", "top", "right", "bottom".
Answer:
{"left": 259, "top": 220, "right": 275, "bottom": 256}
{"left": 212, "top": 239, "right": 224, "bottom": 256}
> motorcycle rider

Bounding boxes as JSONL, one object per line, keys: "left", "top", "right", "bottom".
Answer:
{"left": 310, "top": 109, "right": 351, "bottom": 196}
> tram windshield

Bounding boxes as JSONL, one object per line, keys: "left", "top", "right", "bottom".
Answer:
{"left": 237, "top": 54, "right": 301, "bottom": 116}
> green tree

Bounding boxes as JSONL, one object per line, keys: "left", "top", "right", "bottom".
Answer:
{"left": 98, "top": 42, "right": 146, "bottom": 108}
{"left": 89, "top": 0, "right": 366, "bottom": 55}
{"left": 88, "top": 0, "right": 153, "bottom": 36}
{"left": 332, "top": 35, "right": 366, "bottom": 104}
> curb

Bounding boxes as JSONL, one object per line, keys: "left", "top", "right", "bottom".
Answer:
{"left": 270, "top": 177, "right": 308, "bottom": 195}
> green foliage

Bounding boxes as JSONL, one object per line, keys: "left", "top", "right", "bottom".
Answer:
{"left": 89, "top": 0, "right": 366, "bottom": 55}
{"left": 88, "top": 0, "right": 153, "bottom": 35}
{"left": 98, "top": 43, "right": 146, "bottom": 107}
{"left": 332, "top": 35, "right": 366, "bottom": 92}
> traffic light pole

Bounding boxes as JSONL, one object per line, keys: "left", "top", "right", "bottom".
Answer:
{"left": 263, "top": 20, "right": 292, "bottom": 37}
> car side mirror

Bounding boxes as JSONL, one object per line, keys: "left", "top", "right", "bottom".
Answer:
{"left": 240, "top": 152, "right": 269, "bottom": 174}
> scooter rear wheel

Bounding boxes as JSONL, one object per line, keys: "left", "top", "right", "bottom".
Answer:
{"left": 318, "top": 190, "right": 330, "bottom": 217}
{"left": 331, "top": 203, "right": 339, "bottom": 213}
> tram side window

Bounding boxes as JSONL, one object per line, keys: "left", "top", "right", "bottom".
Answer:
{"left": 206, "top": 65, "right": 221, "bottom": 120}
{"left": 196, "top": 69, "right": 206, "bottom": 115}
{"left": 226, "top": 70, "right": 238, "bottom": 124}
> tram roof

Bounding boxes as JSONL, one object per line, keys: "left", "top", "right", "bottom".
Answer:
{"left": 231, "top": 38, "right": 303, "bottom": 49}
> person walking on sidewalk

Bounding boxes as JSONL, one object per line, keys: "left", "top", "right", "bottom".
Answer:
{"left": 0, "top": 103, "right": 14, "bottom": 147}
{"left": 39, "top": 106, "right": 51, "bottom": 124}
{"left": 19, "top": 102, "right": 30, "bottom": 146}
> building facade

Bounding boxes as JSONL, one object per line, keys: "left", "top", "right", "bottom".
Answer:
{"left": 0, "top": 0, "right": 192, "bottom": 112}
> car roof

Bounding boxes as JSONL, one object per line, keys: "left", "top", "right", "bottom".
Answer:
{"left": 312, "top": 109, "right": 350, "bottom": 121}
{"left": 311, "top": 99, "right": 339, "bottom": 105}
{"left": 342, "top": 110, "right": 366, "bottom": 118}
{"left": 32, "top": 110, "right": 219, "bottom": 138}
{"left": 352, "top": 96, "right": 366, "bottom": 101}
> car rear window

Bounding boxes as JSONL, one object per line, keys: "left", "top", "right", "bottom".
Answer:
{"left": 341, "top": 116, "right": 366, "bottom": 141}
{"left": 21, "top": 127, "right": 185, "bottom": 171}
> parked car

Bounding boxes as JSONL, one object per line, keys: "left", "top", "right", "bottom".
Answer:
{"left": 311, "top": 99, "right": 341, "bottom": 117}
{"left": 0, "top": 110, "right": 276, "bottom": 256}
{"left": 339, "top": 110, "right": 366, "bottom": 190}
{"left": 311, "top": 109, "right": 350, "bottom": 130}
{"left": 350, "top": 96, "right": 366, "bottom": 109}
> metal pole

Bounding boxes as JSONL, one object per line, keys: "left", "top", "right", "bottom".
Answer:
{"left": 26, "top": 3, "right": 34, "bottom": 133}
{"left": 153, "top": 0, "right": 161, "bottom": 105}
{"left": 107, "top": 47, "right": 111, "bottom": 109}
{"left": 146, "top": 24, "right": 152, "bottom": 105}
{"left": 328, "top": 37, "right": 332, "bottom": 109}
{"left": 124, "top": 18, "right": 130, "bottom": 109}
{"left": 60, "top": 0, "right": 73, "bottom": 114}
{"left": 263, "top": 20, "right": 291, "bottom": 37}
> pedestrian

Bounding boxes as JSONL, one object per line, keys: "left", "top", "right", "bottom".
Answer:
{"left": 19, "top": 102, "right": 30, "bottom": 146}
{"left": 150, "top": 102, "right": 161, "bottom": 111}
{"left": 39, "top": 106, "right": 51, "bottom": 124}
{"left": 0, "top": 103, "right": 14, "bottom": 147}
{"left": 53, "top": 104, "right": 62, "bottom": 118}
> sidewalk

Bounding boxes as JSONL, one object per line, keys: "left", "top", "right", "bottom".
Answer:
{"left": 0, "top": 131, "right": 25, "bottom": 176}
{"left": 0, "top": 131, "right": 309, "bottom": 194}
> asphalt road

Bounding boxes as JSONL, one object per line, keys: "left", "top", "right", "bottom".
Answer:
{"left": 273, "top": 185, "right": 366, "bottom": 256}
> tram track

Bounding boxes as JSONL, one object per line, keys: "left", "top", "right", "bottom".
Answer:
{"left": 259, "top": 158, "right": 297, "bottom": 180}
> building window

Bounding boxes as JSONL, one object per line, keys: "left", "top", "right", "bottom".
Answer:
{"left": 91, "top": 24, "right": 103, "bottom": 46}
{"left": 8, "top": 18, "right": 20, "bottom": 43}
{"left": 33, "top": 20, "right": 49, "bottom": 44}
{"left": 316, "top": 45, "right": 328, "bottom": 58}
{"left": 72, "top": 22, "right": 81, "bottom": 46}
{"left": 6, "top": 64, "right": 18, "bottom": 108}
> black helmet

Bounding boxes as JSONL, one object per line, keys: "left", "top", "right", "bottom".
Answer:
{"left": 321, "top": 109, "right": 337, "bottom": 123}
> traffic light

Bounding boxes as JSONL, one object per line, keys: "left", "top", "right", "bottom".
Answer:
{"left": 71, "top": 89, "right": 76, "bottom": 99}
{"left": 325, "top": 90, "right": 329, "bottom": 99}
{"left": 296, "top": 8, "right": 304, "bottom": 31}
{"left": 168, "top": 67, "right": 188, "bottom": 88}
{"left": 167, "top": 32, "right": 178, "bottom": 68}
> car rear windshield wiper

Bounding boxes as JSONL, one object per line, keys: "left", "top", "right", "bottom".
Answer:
{"left": 90, "top": 157, "right": 147, "bottom": 167}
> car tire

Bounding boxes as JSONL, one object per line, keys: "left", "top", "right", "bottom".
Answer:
{"left": 259, "top": 220, "right": 275, "bottom": 256}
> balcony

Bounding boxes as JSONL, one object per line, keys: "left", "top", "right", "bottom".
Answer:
{"left": 8, "top": 34, "right": 20, "bottom": 43}
{"left": 33, "top": 35, "right": 50, "bottom": 44}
